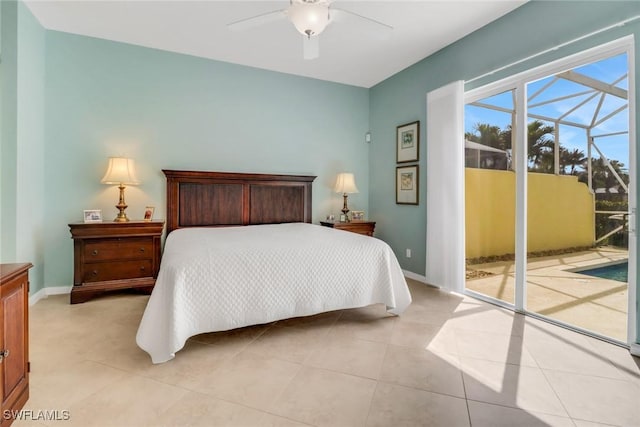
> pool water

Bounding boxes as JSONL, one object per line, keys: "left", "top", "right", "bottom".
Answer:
{"left": 577, "top": 262, "right": 628, "bottom": 283}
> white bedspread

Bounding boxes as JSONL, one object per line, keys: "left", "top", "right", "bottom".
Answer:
{"left": 136, "top": 223, "right": 411, "bottom": 363}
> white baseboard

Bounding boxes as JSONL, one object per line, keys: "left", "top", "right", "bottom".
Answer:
{"left": 29, "top": 288, "right": 47, "bottom": 306}
{"left": 402, "top": 269, "right": 427, "bottom": 283}
{"left": 630, "top": 343, "right": 640, "bottom": 357}
{"left": 402, "top": 270, "right": 440, "bottom": 289}
{"left": 29, "top": 286, "right": 72, "bottom": 306}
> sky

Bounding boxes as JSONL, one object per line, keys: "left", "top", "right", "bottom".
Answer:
{"left": 464, "top": 53, "right": 629, "bottom": 172}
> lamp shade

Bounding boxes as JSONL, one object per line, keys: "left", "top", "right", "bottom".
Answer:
{"left": 101, "top": 157, "right": 140, "bottom": 185}
{"left": 334, "top": 173, "right": 359, "bottom": 194}
{"left": 288, "top": 2, "right": 330, "bottom": 36}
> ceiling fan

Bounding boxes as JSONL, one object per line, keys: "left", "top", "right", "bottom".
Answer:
{"left": 227, "top": 0, "right": 393, "bottom": 60}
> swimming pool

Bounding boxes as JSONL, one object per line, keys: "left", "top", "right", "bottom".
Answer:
{"left": 575, "top": 261, "right": 628, "bottom": 283}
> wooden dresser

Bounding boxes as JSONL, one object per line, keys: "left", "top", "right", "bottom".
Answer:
{"left": 68, "top": 221, "right": 164, "bottom": 304}
{"left": 320, "top": 220, "right": 376, "bottom": 236}
{"left": 0, "top": 263, "right": 31, "bottom": 426}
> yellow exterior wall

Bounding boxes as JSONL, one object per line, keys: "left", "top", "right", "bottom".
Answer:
{"left": 465, "top": 168, "right": 595, "bottom": 259}
{"left": 465, "top": 169, "right": 517, "bottom": 259}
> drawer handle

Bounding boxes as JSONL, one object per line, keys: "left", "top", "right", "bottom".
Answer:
{"left": 140, "top": 266, "right": 145, "bottom": 271}
{"left": 0, "top": 349, "right": 9, "bottom": 362}
{"left": 92, "top": 270, "right": 98, "bottom": 276}
{"left": 139, "top": 247, "right": 145, "bottom": 253}
{"left": 92, "top": 250, "right": 98, "bottom": 256}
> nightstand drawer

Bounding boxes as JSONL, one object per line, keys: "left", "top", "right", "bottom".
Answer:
{"left": 340, "top": 223, "right": 375, "bottom": 236}
{"left": 84, "top": 238, "right": 153, "bottom": 261}
{"left": 82, "top": 260, "right": 153, "bottom": 283}
{"left": 320, "top": 220, "right": 376, "bottom": 237}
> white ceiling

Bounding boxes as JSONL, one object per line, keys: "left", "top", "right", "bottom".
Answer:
{"left": 24, "top": 0, "right": 526, "bottom": 88}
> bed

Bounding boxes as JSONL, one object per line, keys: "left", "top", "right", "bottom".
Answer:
{"left": 136, "top": 170, "right": 412, "bottom": 363}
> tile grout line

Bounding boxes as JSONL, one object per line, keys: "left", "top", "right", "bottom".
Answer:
{"left": 537, "top": 365, "right": 580, "bottom": 422}
{"left": 364, "top": 380, "right": 382, "bottom": 427}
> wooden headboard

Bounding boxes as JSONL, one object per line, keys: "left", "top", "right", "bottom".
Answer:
{"left": 163, "top": 170, "right": 316, "bottom": 234}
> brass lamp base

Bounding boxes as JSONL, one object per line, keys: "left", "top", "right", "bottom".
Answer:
{"left": 341, "top": 193, "right": 350, "bottom": 222}
{"left": 113, "top": 184, "right": 130, "bottom": 222}
{"left": 114, "top": 211, "right": 130, "bottom": 222}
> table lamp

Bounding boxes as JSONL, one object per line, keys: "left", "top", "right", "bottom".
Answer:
{"left": 101, "top": 157, "right": 139, "bottom": 222}
{"left": 334, "top": 172, "right": 359, "bottom": 222}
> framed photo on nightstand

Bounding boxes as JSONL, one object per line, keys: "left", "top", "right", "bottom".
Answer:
{"left": 144, "top": 206, "right": 155, "bottom": 222}
{"left": 83, "top": 210, "right": 102, "bottom": 223}
{"left": 351, "top": 210, "right": 365, "bottom": 220}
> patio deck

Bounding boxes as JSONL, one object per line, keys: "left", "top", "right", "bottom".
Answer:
{"left": 466, "top": 246, "right": 629, "bottom": 342}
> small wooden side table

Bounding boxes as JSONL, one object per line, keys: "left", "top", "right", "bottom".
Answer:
{"left": 68, "top": 221, "right": 164, "bottom": 304}
{"left": 319, "top": 220, "right": 376, "bottom": 237}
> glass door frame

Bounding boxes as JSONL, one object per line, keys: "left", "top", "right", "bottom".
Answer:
{"left": 463, "top": 35, "right": 636, "bottom": 347}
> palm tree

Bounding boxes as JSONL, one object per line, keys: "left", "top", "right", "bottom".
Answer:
{"left": 605, "top": 159, "right": 629, "bottom": 192}
{"left": 527, "top": 121, "right": 555, "bottom": 171}
{"left": 579, "top": 157, "right": 629, "bottom": 193}
{"left": 499, "top": 120, "right": 555, "bottom": 172}
{"left": 537, "top": 151, "right": 555, "bottom": 174}
{"left": 465, "top": 123, "right": 509, "bottom": 150}
{"left": 560, "top": 148, "right": 586, "bottom": 175}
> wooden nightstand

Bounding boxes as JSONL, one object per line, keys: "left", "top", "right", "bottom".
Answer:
{"left": 68, "top": 221, "right": 164, "bottom": 304}
{"left": 320, "top": 220, "right": 376, "bottom": 236}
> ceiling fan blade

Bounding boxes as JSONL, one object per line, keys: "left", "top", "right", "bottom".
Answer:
{"left": 331, "top": 8, "right": 393, "bottom": 32}
{"left": 303, "top": 35, "right": 319, "bottom": 60}
{"left": 227, "top": 9, "right": 286, "bottom": 31}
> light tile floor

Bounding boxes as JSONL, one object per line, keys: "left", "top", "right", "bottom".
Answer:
{"left": 467, "top": 247, "right": 629, "bottom": 341}
{"left": 16, "top": 278, "right": 640, "bottom": 427}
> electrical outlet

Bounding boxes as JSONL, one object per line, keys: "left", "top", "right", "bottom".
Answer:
{"left": 406, "top": 249, "right": 412, "bottom": 258}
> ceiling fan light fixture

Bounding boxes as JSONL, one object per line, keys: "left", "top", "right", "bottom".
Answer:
{"left": 288, "top": 2, "right": 330, "bottom": 37}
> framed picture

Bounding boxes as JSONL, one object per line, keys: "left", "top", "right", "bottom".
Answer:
{"left": 144, "top": 206, "right": 155, "bottom": 221}
{"left": 396, "top": 121, "right": 420, "bottom": 163}
{"left": 396, "top": 165, "right": 419, "bottom": 205}
{"left": 351, "top": 210, "right": 365, "bottom": 220}
{"left": 83, "top": 209, "right": 102, "bottom": 223}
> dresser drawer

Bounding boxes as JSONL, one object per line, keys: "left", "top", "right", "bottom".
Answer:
{"left": 82, "top": 260, "right": 153, "bottom": 283}
{"left": 84, "top": 238, "right": 153, "bottom": 261}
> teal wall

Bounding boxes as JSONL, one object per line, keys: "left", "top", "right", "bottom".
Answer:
{"left": 369, "top": 1, "right": 640, "bottom": 343}
{"left": 16, "top": 1, "right": 45, "bottom": 294}
{"left": 1, "top": 0, "right": 18, "bottom": 263}
{"left": 0, "top": 1, "right": 45, "bottom": 293}
{"left": 42, "top": 32, "right": 370, "bottom": 288}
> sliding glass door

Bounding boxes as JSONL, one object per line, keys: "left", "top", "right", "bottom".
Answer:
{"left": 463, "top": 39, "right": 635, "bottom": 345}
{"left": 525, "top": 54, "right": 630, "bottom": 341}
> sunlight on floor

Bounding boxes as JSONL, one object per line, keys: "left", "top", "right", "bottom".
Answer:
{"left": 466, "top": 247, "right": 628, "bottom": 341}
